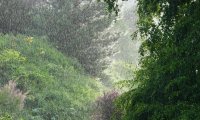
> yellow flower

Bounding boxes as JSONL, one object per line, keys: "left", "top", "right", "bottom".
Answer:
{"left": 25, "top": 37, "right": 33, "bottom": 44}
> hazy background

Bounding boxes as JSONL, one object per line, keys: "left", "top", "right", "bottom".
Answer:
{"left": 113, "top": 0, "right": 139, "bottom": 64}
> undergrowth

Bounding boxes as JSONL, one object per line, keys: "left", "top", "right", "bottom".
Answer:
{"left": 0, "top": 34, "right": 103, "bottom": 120}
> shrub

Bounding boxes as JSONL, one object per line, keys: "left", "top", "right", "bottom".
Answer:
{"left": 0, "top": 80, "right": 27, "bottom": 118}
{"left": 0, "top": 49, "right": 26, "bottom": 85}
{"left": 0, "top": 113, "right": 12, "bottom": 120}
{"left": 92, "top": 90, "right": 122, "bottom": 120}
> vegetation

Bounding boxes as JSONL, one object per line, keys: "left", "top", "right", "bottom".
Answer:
{"left": 0, "top": 0, "right": 119, "bottom": 119}
{"left": 92, "top": 90, "right": 121, "bottom": 120}
{"left": 104, "top": 0, "right": 200, "bottom": 119}
{"left": 0, "top": 0, "right": 35, "bottom": 34}
{"left": 29, "top": 0, "right": 120, "bottom": 81}
{"left": 0, "top": 35, "right": 102, "bottom": 119}
{"left": 1, "top": 0, "right": 199, "bottom": 119}
{"left": 0, "top": 0, "right": 119, "bottom": 85}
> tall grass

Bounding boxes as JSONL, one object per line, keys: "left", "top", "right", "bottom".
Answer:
{"left": 0, "top": 34, "right": 103, "bottom": 119}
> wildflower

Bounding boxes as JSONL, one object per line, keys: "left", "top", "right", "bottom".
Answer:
{"left": 25, "top": 37, "right": 33, "bottom": 44}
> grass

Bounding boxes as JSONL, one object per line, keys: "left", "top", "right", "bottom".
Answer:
{"left": 0, "top": 34, "right": 103, "bottom": 120}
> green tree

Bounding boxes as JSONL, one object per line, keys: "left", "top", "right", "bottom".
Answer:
{"left": 31, "top": 0, "right": 119, "bottom": 79}
{"left": 104, "top": 0, "right": 200, "bottom": 119}
{"left": 0, "top": 0, "right": 36, "bottom": 34}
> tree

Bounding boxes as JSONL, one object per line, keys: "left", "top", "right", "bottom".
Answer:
{"left": 31, "top": 0, "right": 119, "bottom": 79}
{"left": 104, "top": 0, "right": 200, "bottom": 119}
{"left": 0, "top": 0, "right": 36, "bottom": 34}
{"left": 0, "top": 0, "right": 119, "bottom": 83}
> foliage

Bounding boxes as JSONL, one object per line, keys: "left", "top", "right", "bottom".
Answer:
{"left": 29, "top": 0, "right": 120, "bottom": 79}
{"left": 0, "top": 80, "right": 26, "bottom": 119}
{"left": 104, "top": 0, "right": 200, "bottom": 119}
{"left": 97, "top": 0, "right": 120, "bottom": 15}
{"left": 0, "top": 113, "right": 13, "bottom": 120}
{"left": 0, "top": 0, "right": 119, "bottom": 83}
{"left": 92, "top": 90, "right": 121, "bottom": 120}
{"left": 0, "top": 34, "right": 102, "bottom": 119}
{"left": 106, "top": 61, "right": 135, "bottom": 82}
{"left": 0, "top": 0, "right": 35, "bottom": 34}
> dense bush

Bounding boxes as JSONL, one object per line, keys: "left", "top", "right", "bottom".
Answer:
{"left": 0, "top": 113, "right": 12, "bottom": 120}
{"left": 30, "top": 0, "right": 119, "bottom": 80}
{"left": 105, "top": 0, "right": 200, "bottom": 119}
{"left": 0, "top": 0, "right": 35, "bottom": 34}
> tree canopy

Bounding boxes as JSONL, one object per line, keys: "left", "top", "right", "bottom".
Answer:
{"left": 105, "top": 0, "right": 200, "bottom": 119}
{"left": 31, "top": 0, "right": 120, "bottom": 80}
